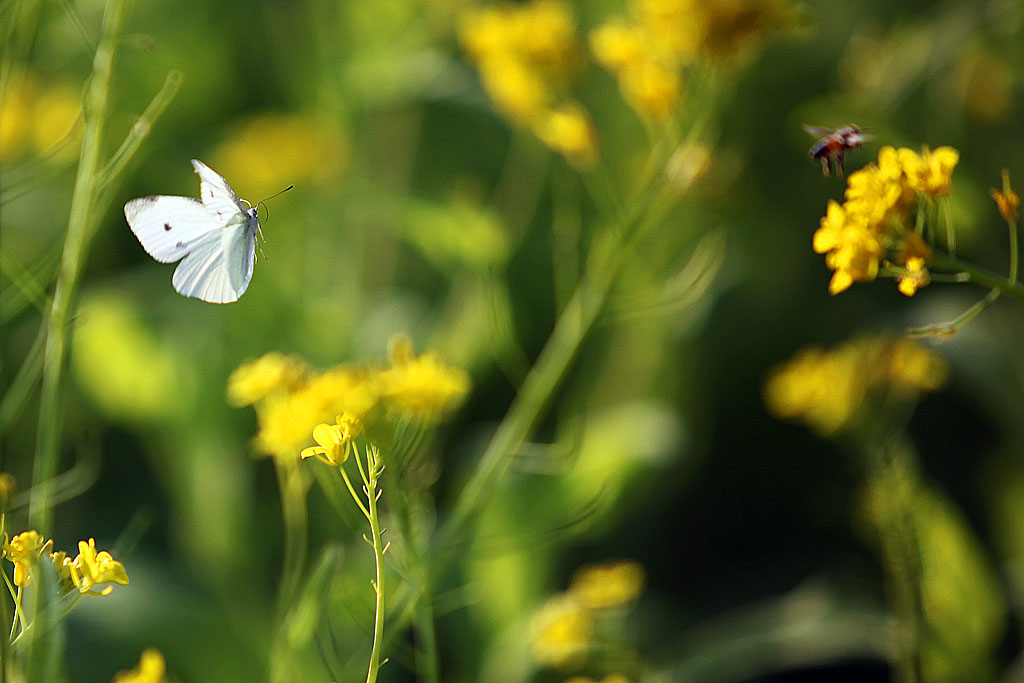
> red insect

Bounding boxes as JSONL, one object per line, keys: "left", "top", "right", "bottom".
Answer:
{"left": 803, "top": 124, "right": 872, "bottom": 177}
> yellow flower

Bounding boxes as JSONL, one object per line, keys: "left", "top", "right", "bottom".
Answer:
{"left": 887, "top": 338, "right": 948, "bottom": 394}
{"left": 990, "top": 170, "right": 1019, "bottom": 224}
{"left": 0, "top": 72, "right": 81, "bottom": 161}
{"left": 899, "top": 146, "right": 959, "bottom": 198}
{"left": 568, "top": 560, "right": 645, "bottom": 609}
{"left": 531, "top": 104, "right": 598, "bottom": 167}
{"left": 48, "top": 550, "right": 77, "bottom": 594}
{"left": 765, "top": 337, "right": 947, "bottom": 436}
{"left": 3, "top": 530, "right": 46, "bottom": 587}
{"left": 300, "top": 413, "right": 362, "bottom": 465}
{"left": 589, "top": 21, "right": 648, "bottom": 71}
{"left": 618, "top": 58, "right": 681, "bottom": 121}
{"left": 892, "top": 232, "right": 932, "bottom": 297}
{"left": 476, "top": 54, "right": 551, "bottom": 124}
{"left": 377, "top": 338, "right": 470, "bottom": 421}
{"left": 459, "top": 0, "right": 594, "bottom": 163}
{"left": 69, "top": 539, "right": 129, "bottom": 596}
{"left": 253, "top": 365, "right": 377, "bottom": 459}
{"left": 0, "top": 472, "right": 15, "bottom": 507}
{"left": 764, "top": 346, "right": 866, "bottom": 435}
{"left": 812, "top": 202, "right": 883, "bottom": 295}
{"left": 210, "top": 112, "right": 346, "bottom": 198}
{"left": 113, "top": 649, "right": 167, "bottom": 683}
{"left": 530, "top": 594, "right": 593, "bottom": 667}
{"left": 227, "top": 352, "right": 308, "bottom": 407}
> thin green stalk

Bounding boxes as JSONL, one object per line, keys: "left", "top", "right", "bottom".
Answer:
{"left": 909, "top": 213, "right": 1019, "bottom": 336}
{"left": 30, "top": 0, "right": 130, "bottom": 535}
{"left": 413, "top": 597, "right": 439, "bottom": 683}
{"left": 437, "top": 230, "right": 623, "bottom": 552}
{"left": 362, "top": 446, "right": 387, "bottom": 683}
{"left": 273, "top": 458, "right": 309, "bottom": 618}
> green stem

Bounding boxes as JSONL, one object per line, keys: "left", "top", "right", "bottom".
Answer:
{"left": 30, "top": 0, "right": 129, "bottom": 535}
{"left": 273, "top": 458, "right": 308, "bottom": 618}
{"left": 364, "top": 447, "right": 387, "bottom": 683}
{"left": 929, "top": 252, "right": 1024, "bottom": 303}
{"left": 437, "top": 228, "right": 623, "bottom": 552}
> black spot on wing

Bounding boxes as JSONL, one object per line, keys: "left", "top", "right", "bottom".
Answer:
{"left": 164, "top": 223, "right": 172, "bottom": 231}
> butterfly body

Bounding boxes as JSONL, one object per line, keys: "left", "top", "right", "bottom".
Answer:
{"left": 125, "top": 160, "right": 258, "bottom": 303}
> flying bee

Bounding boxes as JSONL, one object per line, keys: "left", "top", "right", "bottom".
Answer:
{"left": 803, "top": 124, "right": 872, "bottom": 177}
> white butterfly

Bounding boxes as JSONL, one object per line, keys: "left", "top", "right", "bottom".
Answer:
{"left": 124, "top": 159, "right": 261, "bottom": 304}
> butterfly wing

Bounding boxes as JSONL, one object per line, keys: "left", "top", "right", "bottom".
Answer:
{"left": 124, "top": 196, "right": 220, "bottom": 263}
{"left": 171, "top": 217, "right": 257, "bottom": 304}
{"left": 192, "top": 159, "right": 247, "bottom": 224}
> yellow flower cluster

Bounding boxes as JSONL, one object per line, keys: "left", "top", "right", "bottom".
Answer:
{"left": 0, "top": 71, "right": 81, "bottom": 161}
{"left": 813, "top": 146, "right": 959, "bottom": 296}
{"left": 228, "top": 336, "right": 469, "bottom": 459}
{"left": 531, "top": 560, "right": 644, "bottom": 668}
{"left": 459, "top": 0, "right": 597, "bottom": 165}
{"left": 210, "top": 112, "right": 347, "bottom": 198}
{"left": 3, "top": 531, "right": 129, "bottom": 596}
{"left": 764, "top": 336, "right": 948, "bottom": 436}
{"left": 113, "top": 649, "right": 167, "bottom": 683}
{"left": 590, "top": 0, "right": 801, "bottom": 120}
{"left": 566, "top": 676, "right": 630, "bottom": 683}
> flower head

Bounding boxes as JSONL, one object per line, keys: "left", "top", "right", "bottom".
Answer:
{"left": 69, "top": 538, "right": 129, "bottom": 596}
{"left": 377, "top": 337, "right": 470, "bottom": 421}
{"left": 3, "top": 530, "right": 46, "bottom": 587}
{"left": 813, "top": 145, "right": 959, "bottom": 296}
{"left": 530, "top": 594, "right": 593, "bottom": 667}
{"left": 113, "top": 649, "right": 167, "bottom": 683}
{"left": 300, "top": 413, "right": 363, "bottom": 465}
{"left": 765, "top": 337, "right": 947, "bottom": 435}
{"left": 568, "top": 560, "right": 645, "bottom": 610}
{"left": 990, "top": 170, "right": 1019, "bottom": 224}
{"left": 227, "top": 352, "right": 307, "bottom": 407}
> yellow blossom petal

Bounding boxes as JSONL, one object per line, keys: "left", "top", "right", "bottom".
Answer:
{"left": 113, "top": 649, "right": 167, "bottom": 683}
{"left": 529, "top": 594, "right": 593, "bottom": 667}
{"left": 3, "top": 530, "right": 46, "bottom": 587}
{"left": 568, "top": 560, "right": 645, "bottom": 609}
{"left": 227, "top": 352, "right": 307, "bottom": 407}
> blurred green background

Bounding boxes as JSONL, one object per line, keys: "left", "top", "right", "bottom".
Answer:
{"left": 3, "top": 0, "right": 1024, "bottom": 680}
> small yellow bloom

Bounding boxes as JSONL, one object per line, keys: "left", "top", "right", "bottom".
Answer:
{"left": 531, "top": 104, "right": 598, "bottom": 167}
{"left": 589, "top": 21, "right": 648, "bottom": 71}
{"left": 227, "top": 352, "right": 308, "bottom": 407}
{"left": 568, "top": 560, "right": 645, "bottom": 609}
{"left": 113, "top": 649, "right": 167, "bottom": 683}
{"left": 530, "top": 594, "right": 593, "bottom": 667}
{"left": 0, "top": 472, "right": 16, "bottom": 507}
{"left": 300, "top": 413, "right": 362, "bottom": 465}
{"left": 887, "top": 338, "right": 948, "bottom": 394}
{"left": 477, "top": 54, "right": 551, "bottom": 124}
{"left": 69, "top": 539, "right": 129, "bottom": 596}
{"left": 900, "top": 146, "right": 959, "bottom": 198}
{"left": 893, "top": 232, "right": 932, "bottom": 297}
{"left": 3, "top": 530, "right": 46, "bottom": 587}
{"left": 210, "top": 112, "right": 346, "bottom": 198}
{"left": 764, "top": 346, "right": 866, "bottom": 435}
{"left": 990, "top": 170, "right": 1019, "bottom": 224}
{"left": 377, "top": 340, "right": 470, "bottom": 421}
